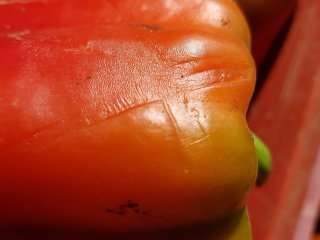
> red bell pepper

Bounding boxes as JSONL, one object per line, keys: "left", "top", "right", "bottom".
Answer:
{"left": 0, "top": 0, "right": 257, "bottom": 239}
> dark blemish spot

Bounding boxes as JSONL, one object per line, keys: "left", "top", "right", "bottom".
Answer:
{"left": 86, "top": 76, "right": 92, "bottom": 80}
{"left": 183, "top": 95, "right": 189, "bottom": 106}
{"left": 143, "top": 24, "right": 162, "bottom": 31}
{"left": 127, "top": 202, "right": 139, "bottom": 208}
{"left": 132, "top": 23, "right": 162, "bottom": 31}
{"left": 75, "top": 81, "right": 80, "bottom": 85}
{"left": 220, "top": 18, "right": 230, "bottom": 27}
{"left": 181, "top": 75, "right": 184, "bottom": 78}
{"left": 106, "top": 209, "right": 115, "bottom": 213}
{"left": 141, "top": 210, "right": 150, "bottom": 215}
{"left": 106, "top": 200, "right": 157, "bottom": 218}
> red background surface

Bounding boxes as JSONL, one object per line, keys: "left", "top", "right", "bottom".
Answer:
{"left": 247, "top": 0, "right": 320, "bottom": 239}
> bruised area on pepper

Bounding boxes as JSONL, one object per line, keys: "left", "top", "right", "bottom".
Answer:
{"left": 0, "top": 0, "right": 257, "bottom": 235}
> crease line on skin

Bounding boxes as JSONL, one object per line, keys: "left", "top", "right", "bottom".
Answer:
{"left": 172, "top": 60, "right": 254, "bottom": 82}
{"left": 161, "top": 99, "right": 211, "bottom": 151}
{"left": 77, "top": 99, "right": 155, "bottom": 128}
{"left": 162, "top": 100, "right": 211, "bottom": 148}
{"left": 187, "top": 134, "right": 210, "bottom": 146}
{"left": 161, "top": 100, "right": 182, "bottom": 134}
{"left": 6, "top": 29, "right": 30, "bottom": 40}
{"left": 0, "top": 120, "right": 64, "bottom": 151}
{"left": 182, "top": 78, "right": 253, "bottom": 94}
{"left": 174, "top": 67, "right": 253, "bottom": 79}
{"left": 188, "top": 66, "right": 255, "bottom": 76}
{"left": 3, "top": 76, "right": 253, "bottom": 151}
{"left": 5, "top": 99, "right": 161, "bottom": 150}
{"left": 171, "top": 59, "right": 198, "bottom": 68}
{"left": 170, "top": 55, "right": 253, "bottom": 68}
{"left": 196, "top": 119, "right": 207, "bottom": 136}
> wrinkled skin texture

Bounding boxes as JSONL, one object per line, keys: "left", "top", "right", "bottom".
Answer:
{"left": 0, "top": 0, "right": 257, "bottom": 239}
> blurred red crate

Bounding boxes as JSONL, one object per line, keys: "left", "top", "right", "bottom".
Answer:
{"left": 247, "top": 0, "right": 320, "bottom": 239}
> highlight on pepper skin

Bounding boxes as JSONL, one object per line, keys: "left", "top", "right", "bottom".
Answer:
{"left": 0, "top": 0, "right": 257, "bottom": 239}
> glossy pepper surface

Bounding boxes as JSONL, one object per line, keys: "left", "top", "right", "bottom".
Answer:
{"left": 0, "top": 0, "right": 257, "bottom": 239}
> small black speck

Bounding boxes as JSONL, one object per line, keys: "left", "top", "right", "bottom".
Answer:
{"left": 132, "top": 23, "right": 162, "bottom": 31}
{"left": 181, "top": 75, "right": 184, "bottom": 78}
{"left": 220, "top": 18, "right": 230, "bottom": 27}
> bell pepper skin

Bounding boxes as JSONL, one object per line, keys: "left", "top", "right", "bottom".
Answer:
{"left": 0, "top": 0, "right": 257, "bottom": 239}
